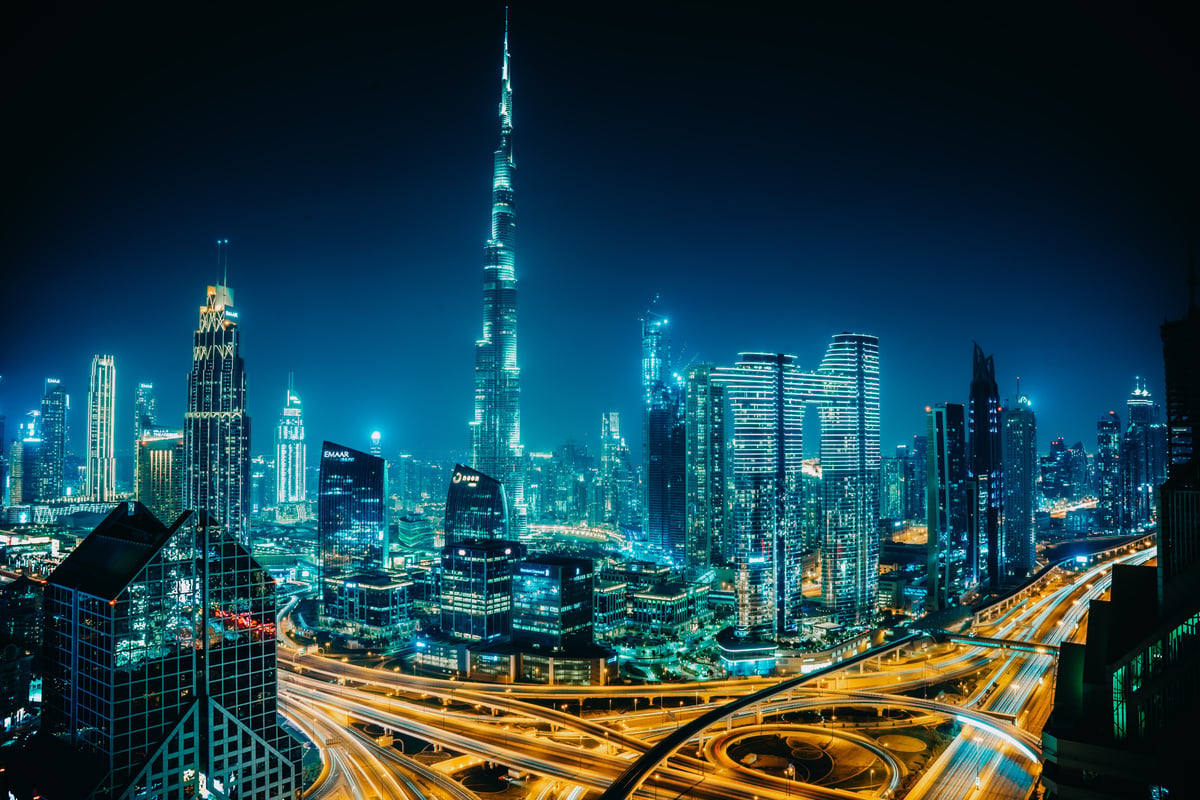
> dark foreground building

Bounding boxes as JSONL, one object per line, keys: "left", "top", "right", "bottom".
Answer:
{"left": 10, "top": 502, "right": 301, "bottom": 799}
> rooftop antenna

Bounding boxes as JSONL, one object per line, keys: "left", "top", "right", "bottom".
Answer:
{"left": 222, "top": 239, "right": 229, "bottom": 286}
{"left": 287, "top": 371, "right": 295, "bottom": 402}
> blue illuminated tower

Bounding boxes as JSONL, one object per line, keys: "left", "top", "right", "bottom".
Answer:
{"left": 641, "top": 303, "right": 685, "bottom": 563}
{"left": 967, "top": 343, "right": 1002, "bottom": 591}
{"left": 471, "top": 16, "right": 526, "bottom": 535}
{"left": 1002, "top": 395, "right": 1037, "bottom": 580}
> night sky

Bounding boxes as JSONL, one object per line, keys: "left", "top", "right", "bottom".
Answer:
{"left": 3, "top": 4, "right": 1196, "bottom": 468}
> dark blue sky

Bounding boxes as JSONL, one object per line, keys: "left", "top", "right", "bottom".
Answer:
{"left": 3, "top": 3, "right": 1195, "bottom": 465}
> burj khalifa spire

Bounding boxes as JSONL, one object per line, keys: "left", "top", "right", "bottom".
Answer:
{"left": 471, "top": 12, "right": 526, "bottom": 533}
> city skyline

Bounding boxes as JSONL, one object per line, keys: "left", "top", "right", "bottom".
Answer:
{"left": 3, "top": 5, "right": 1196, "bottom": 463}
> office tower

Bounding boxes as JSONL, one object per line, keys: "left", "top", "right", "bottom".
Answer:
{"left": 11, "top": 421, "right": 42, "bottom": 506}
{"left": 86, "top": 354, "right": 117, "bottom": 501}
{"left": 440, "top": 539, "right": 526, "bottom": 642}
{"left": 184, "top": 282, "right": 250, "bottom": 544}
{"left": 33, "top": 503, "right": 300, "bottom": 800}
{"left": 880, "top": 452, "right": 906, "bottom": 522}
{"left": 642, "top": 305, "right": 686, "bottom": 563}
{"left": 136, "top": 431, "right": 184, "bottom": 523}
{"left": 816, "top": 333, "right": 881, "bottom": 625}
{"left": 718, "top": 354, "right": 805, "bottom": 639}
{"left": 1096, "top": 411, "right": 1122, "bottom": 531}
{"left": 600, "top": 412, "right": 638, "bottom": 529}
{"left": 444, "top": 463, "right": 509, "bottom": 546}
{"left": 274, "top": 374, "right": 306, "bottom": 515}
{"left": 38, "top": 378, "right": 67, "bottom": 500}
{"left": 1161, "top": 269, "right": 1199, "bottom": 472}
{"left": 907, "top": 434, "right": 928, "bottom": 522}
{"left": 926, "top": 403, "right": 968, "bottom": 611}
{"left": 511, "top": 555, "right": 594, "bottom": 650}
{"left": 1002, "top": 395, "right": 1037, "bottom": 580}
{"left": 685, "top": 363, "right": 726, "bottom": 572}
{"left": 1121, "top": 379, "right": 1167, "bottom": 531}
{"left": 967, "top": 343, "right": 1002, "bottom": 591}
{"left": 318, "top": 442, "right": 387, "bottom": 614}
{"left": 133, "top": 382, "right": 156, "bottom": 441}
{"left": 471, "top": 20, "right": 526, "bottom": 537}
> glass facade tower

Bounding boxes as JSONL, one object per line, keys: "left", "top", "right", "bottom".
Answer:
{"left": 86, "top": 354, "right": 117, "bottom": 501}
{"left": 642, "top": 305, "right": 686, "bottom": 563}
{"left": 184, "top": 283, "right": 251, "bottom": 544}
{"left": 685, "top": 364, "right": 726, "bottom": 571}
{"left": 318, "top": 441, "right": 387, "bottom": 612}
{"left": 967, "top": 343, "right": 1002, "bottom": 591}
{"left": 926, "top": 403, "right": 968, "bottom": 610}
{"left": 39, "top": 377, "right": 67, "bottom": 500}
{"left": 444, "top": 463, "right": 509, "bottom": 546}
{"left": 1002, "top": 395, "right": 1037, "bottom": 580}
{"left": 471, "top": 19, "right": 527, "bottom": 536}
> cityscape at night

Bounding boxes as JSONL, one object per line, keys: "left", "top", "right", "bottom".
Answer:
{"left": 1, "top": 5, "right": 1197, "bottom": 800}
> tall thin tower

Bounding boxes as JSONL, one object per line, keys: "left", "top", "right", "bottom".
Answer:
{"left": 86, "top": 355, "right": 116, "bottom": 501}
{"left": 471, "top": 14, "right": 526, "bottom": 533}
{"left": 184, "top": 242, "right": 251, "bottom": 544}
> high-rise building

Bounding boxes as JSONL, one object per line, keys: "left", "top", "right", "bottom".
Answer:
{"left": 685, "top": 363, "right": 726, "bottom": 572}
{"left": 718, "top": 353, "right": 805, "bottom": 639}
{"left": 511, "top": 555, "right": 593, "bottom": 651}
{"left": 926, "top": 403, "right": 968, "bottom": 611}
{"left": 318, "top": 442, "right": 387, "bottom": 614}
{"left": 600, "top": 412, "right": 638, "bottom": 529}
{"left": 1161, "top": 268, "right": 1198, "bottom": 472}
{"left": 967, "top": 343, "right": 1002, "bottom": 591}
{"left": 136, "top": 431, "right": 184, "bottom": 523}
{"left": 30, "top": 502, "right": 300, "bottom": 799}
{"left": 274, "top": 374, "right": 306, "bottom": 512}
{"left": 880, "top": 451, "right": 907, "bottom": 522}
{"left": 471, "top": 19, "right": 526, "bottom": 536}
{"left": 1096, "top": 410, "right": 1122, "bottom": 532}
{"left": 184, "top": 282, "right": 250, "bottom": 544}
{"left": 1121, "top": 378, "right": 1167, "bottom": 531}
{"left": 642, "top": 305, "right": 686, "bottom": 564}
{"left": 907, "top": 433, "right": 928, "bottom": 522}
{"left": 133, "top": 382, "right": 156, "bottom": 442}
{"left": 816, "top": 333, "right": 881, "bottom": 625}
{"left": 444, "top": 463, "right": 509, "bottom": 546}
{"left": 85, "top": 354, "right": 117, "bottom": 502}
{"left": 39, "top": 378, "right": 67, "bottom": 500}
{"left": 1002, "top": 395, "right": 1037, "bottom": 580}
{"left": 440, "top": 539, "right": 526, "bottom": 643}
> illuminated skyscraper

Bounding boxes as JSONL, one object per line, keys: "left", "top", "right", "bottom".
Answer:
{"left": 1002, "top": 395, "right": 1037, "bottom": 580}
{"left": 32, "top": 503, "right": 301, "bottom": 799}
{"left": 183, "top": 280, "right": 250, "bottom": 544}
{"left": 816, "top": 333, "right": 881, "bottom": 625}
{"left": 444, "top": 463, "right": 509, "bottom": 546}
{"left": 86, "top": 354, "right": 117, "bottom": 502}
{"left": 685, "top": 364, "right": 726, "bottom": 571}
{"left": 317, "top": 442, "right": 387, "bottom": 613}
{"left": 1161, "top": 269, "right": 1198, "bottom": 472}
{"left": 926, "top": 403, "right": 968, "bottom": 610}
{"left": 133, "top": 381, "right": 156, "bottom": 442}
{"left": 642, "top": 304, "right": 686, "bottom": 563}
{"left": 1121, "top": 378, "right": 1166, "bottom": 530}
{"left": 39, "top": 378, "right": 67, "bottom": 500}
{"left": 136, "top": 431, "right": 184, "bottom": 523}
{"left": 967, "top": 343, "right": 1002, "bottom": 591}
{"left": 471, "top": 18, "right": 526, "bottom": 535}
{"left": 1096, "top": 410, "right": 1122, "bottom": 531}
{"left": 274, "top": 373, "right": 306, "bottom": 510}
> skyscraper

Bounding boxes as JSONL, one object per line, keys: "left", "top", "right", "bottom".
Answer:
{"left": 317, "top": 441, "right": 387, "bottom": 613}
{"left": 33, "top": 503, "right": 300, "bottom": 799}
{"left": 1161, "top": 264, "right": 1199, "bottom": 472}
{"left": 184, "top": 282, "right": 250, "bottom": 544}
{"left": 133, "top": 381, "right": 156, "bottom": 442}
{"left": 967, "top": 343, "right": 1002, "bottom": 591}
{"left": 907, "top": 433, "right": 928, "bottom": 522}
{"left": 471, "top": 18, "right": 526, "bottom": 535}
{"left": 86, "top": 354, "right": 116, "bottom": 501}
{"left": 1002, "top": 395, "right": 1037, "bottom": 580}
{"left": 1096, "top": 410, "right": 1122, "bottom": 532}
{"left": 274, "top": 373, "right": 306, "bottom": 512}
{"left": 816, "top": 333, "right": 881, "bottom": 625}
{"left": 39, "top": 378, "right": 67, "bottom": 500}
{"left": 136, "top": 431, "right": 184, "bottom": 523}
{"left": 642, "top": 305, "right": 686, "bottom": 563}
{"left": 685, "top": 364, "right": 726, "bottom": 572}
{"left": 926, "top": 403, "right": 968, "bottom": 610}
{"left": 444, "top": 463, "right": 509, "bottom": 546}
{"left": 1121, "top": 378, "right": 1167, "bottom": 531}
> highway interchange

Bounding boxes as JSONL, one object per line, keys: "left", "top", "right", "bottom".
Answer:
{"left": 276, "top": 537, "right": 1155, "bottom": 800}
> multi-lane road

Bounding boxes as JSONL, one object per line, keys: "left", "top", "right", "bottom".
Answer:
{"left": 276, "top": 537, "right": 1155, "bottom": 800}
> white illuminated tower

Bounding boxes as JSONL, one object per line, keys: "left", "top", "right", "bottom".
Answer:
{"left": 275, "top": 373, "right": 306, "bottom": 508}
{"left": 471, "top": 16, "right": 526, "bottom": 534}
{"left": 86, "top": 354, "right": 117, "bottom": 501}
{"left": 184, "top": 261, "right": 251, "bottom": 544}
